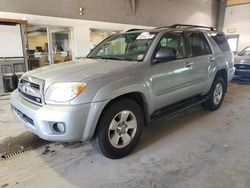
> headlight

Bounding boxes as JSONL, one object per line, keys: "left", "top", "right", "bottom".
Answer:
{"left": 45, "top": 82, "right": 87, "bottom": 102}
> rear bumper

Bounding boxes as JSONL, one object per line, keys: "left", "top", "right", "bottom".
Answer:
{"left": 10, "top": 90, "right": 91, "bottom": 142}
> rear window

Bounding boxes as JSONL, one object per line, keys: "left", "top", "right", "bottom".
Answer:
{"left": 211, "top": 33, "right": 230, "bottom": 52}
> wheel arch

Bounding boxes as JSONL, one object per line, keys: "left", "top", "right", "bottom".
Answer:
{"left": 102, "top": 91, "right": 150, "bottom": 126}
{"left": 215, "top": 68, "right": 228, "bottom": 93}
{"left": 206, "top": 68, "right": 228, "bottom": 95}
{"left": 83, "top": 91, "right": 151, "bottom": 141}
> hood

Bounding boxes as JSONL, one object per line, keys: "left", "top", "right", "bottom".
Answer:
{"left": 234, "top": 55, "right": 250, "bottom": 64}
{"left": 23, "top": 59, "right": 137, "bottom": 87}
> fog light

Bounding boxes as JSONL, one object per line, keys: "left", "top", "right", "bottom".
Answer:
{"left": 53, "top": 122, "right": 65, "bottom": 133}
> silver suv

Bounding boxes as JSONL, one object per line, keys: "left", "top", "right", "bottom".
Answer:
{"left": 10, "top": 24, "right": 235, "bottom": 159}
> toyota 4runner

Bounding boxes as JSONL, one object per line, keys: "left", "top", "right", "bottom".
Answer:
{"left": 10, "top": 24, "right": 235, "bottom": 159}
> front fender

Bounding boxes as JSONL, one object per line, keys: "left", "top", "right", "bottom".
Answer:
{"left": 93, "top": 77, "right": 153, "bottom": 113}
{"left": 82, "top": 77, "right": 153, "bottom": 140}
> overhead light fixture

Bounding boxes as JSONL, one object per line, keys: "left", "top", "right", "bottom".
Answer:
{"left": 79, "top": 7, "right": 84, "bottom": 16}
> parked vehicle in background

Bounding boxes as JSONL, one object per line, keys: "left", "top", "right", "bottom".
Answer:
{"left": 234, "top": 46, "right": 250, "bottom": 79}
{"left": 10, "top": 24, "right": 235, "bottom": 159}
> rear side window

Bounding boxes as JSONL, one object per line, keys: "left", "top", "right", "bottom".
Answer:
{"left": 211, "top": 33, "right": 230, "bottom": 52}
{"left": 186, "top": 32, "right": 212, "bottom": 57}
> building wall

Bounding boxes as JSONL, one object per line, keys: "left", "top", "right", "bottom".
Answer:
{"left": 0, "top": 11, "right": 153, "bottom": 58}
{"left": 0, "top": 0, "right": 217, "bottom": 27}
{"left": 224, "top": 4, "right": 250, "bottom": 51}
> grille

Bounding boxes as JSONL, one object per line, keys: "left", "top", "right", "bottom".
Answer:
{"left": 18, "top": 77, "right": 44, "bottom": 105}
{"left": 20, "top": 79, "right": 40, "bottom": 89}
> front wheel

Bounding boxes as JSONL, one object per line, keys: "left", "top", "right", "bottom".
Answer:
{"left": 202, "top": 76, "right": 226, "bottom": 111}
{"left": 91, "top": 98, "right": 144, "bottom": 159}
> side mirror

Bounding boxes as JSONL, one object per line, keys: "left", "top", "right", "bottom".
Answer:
{"left": 153, "top": 47, "right": 177, "bottom": 63}
{"left": 233, "top": 51, "right": 239, "bottom": 56}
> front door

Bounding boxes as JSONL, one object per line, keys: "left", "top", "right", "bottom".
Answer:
{"left": 151, "top": 32, "right": 194, "bottom": 111}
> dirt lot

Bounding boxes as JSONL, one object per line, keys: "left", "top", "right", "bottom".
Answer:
{"left": 0, "top": 82, "right": 250, "bottom": 188}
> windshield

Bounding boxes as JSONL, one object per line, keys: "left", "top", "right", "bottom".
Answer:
{"left": 239, "top": 47, "right": 250, "bottom": 56}
{"left": 87, "top": 32, "right": 158, "bottom": 61}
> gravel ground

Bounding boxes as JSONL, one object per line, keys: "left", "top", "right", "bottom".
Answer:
{"left": 0, "top": 82, "right": 250, "bottom": 188}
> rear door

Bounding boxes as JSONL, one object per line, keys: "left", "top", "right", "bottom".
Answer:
{"left": 185, "top": 31, "right": 214, "bottom": 93}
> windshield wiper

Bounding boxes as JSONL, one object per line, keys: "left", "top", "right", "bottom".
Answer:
{"left": 100, "top": 57, "right": 124, "bottom": 60}
{"left": 88, "top": 56, "right": 127, "bottom": 61}
{"left": 86, "top": 56, "right": 97, "bottom": 59}
{"left": 87, "top": 56, "right": 137, "bottom": 61}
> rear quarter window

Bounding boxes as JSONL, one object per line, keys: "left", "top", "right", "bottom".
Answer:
{"left": 211, "top": 33, "right": 230, "bottom": 52}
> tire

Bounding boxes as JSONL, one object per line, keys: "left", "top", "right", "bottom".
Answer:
{"left": 202, "top": 76, "right": 226, "bottom": 111}
{"left": 91, "top": 98, "right": 144, "bottom": 159}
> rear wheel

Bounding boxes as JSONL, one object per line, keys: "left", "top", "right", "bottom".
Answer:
{"left": 202, "top": 76, "right": 226, "bottom": 111}
{"left": 91, "top": 98, "right": 144, "bottom": 159}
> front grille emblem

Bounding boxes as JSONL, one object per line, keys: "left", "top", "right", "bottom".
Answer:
{"left": 22, "top": 83, "right": 35, "bottom": 95}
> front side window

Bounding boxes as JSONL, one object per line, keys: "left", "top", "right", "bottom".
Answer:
{"left": 187, "top": 32, "right": 212, "bottom": 57}
{"left": 158, "top": 33, "right": 186, "bottom": 59}
{"left": 87, "top": 32, "right": 158, "bottom": 61}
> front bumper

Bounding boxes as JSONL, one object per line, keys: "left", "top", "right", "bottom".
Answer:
{"left": 10, "top": 90, "right": 91, "bottom": 142}
{"left": 234, "top": 69, "right": 250, "bottom": 78}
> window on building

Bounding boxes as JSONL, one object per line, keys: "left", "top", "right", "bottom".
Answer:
{"left": 90, "top": 29, "right": 120, "bottom": 49}
{"left": 226, "top": 34, "right": 239, "bottom": 53}
{"left": 27, "top": 25, "right": 73, "bottom": 70}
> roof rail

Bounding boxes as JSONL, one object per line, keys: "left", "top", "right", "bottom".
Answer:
{"left": 126, "top": 29, "right": 144, "bottom": 32}
{"left": 156, "top": 24, "right": 216, "bottom": 31}
{"left": 155, "top": 26, "right": 171, "bottom": 29}
{"left": 170, "top": 24, "right": 216, "bottom": 31}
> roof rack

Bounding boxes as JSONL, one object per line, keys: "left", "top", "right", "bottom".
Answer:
{"left": 157, "top": 24, "right": 216, "bottom": 31}
{"left": 126, "top": 29, "right": 144, "bottom": 32}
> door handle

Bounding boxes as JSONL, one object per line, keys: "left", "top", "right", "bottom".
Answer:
{"left": 208, "top": 57, "right": 216, "bottom": 62}
{"left": 185, "top": 62, "right": 193, "bottom": 68}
